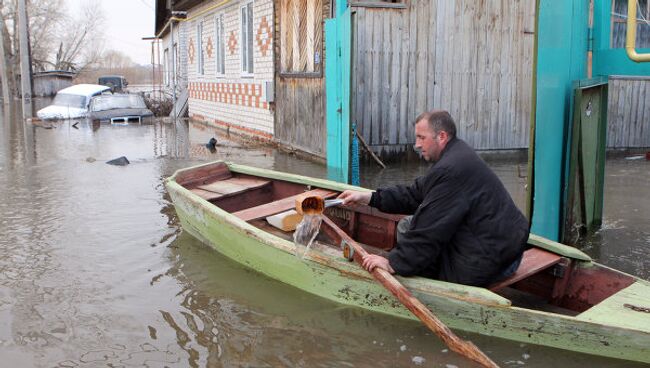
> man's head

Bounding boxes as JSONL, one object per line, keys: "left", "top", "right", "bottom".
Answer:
{"left": 414, "top": 110, "right": 456, "bottom": 162}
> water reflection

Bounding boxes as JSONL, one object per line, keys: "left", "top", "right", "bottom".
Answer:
{"left": 0, "top": 110, "right": 646, "bottom": 367}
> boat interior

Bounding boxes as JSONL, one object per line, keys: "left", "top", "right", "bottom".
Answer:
{"left": 175, "top": 162, "right": 639, "bottom": 317}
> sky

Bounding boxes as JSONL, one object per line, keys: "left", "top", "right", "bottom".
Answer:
{"left": 65, "top": 0, "right": 156, "bottom": 65}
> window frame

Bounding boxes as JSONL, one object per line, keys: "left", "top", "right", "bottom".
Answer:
{"left": 214, "top": 13, "right": 226, "bottom": 77}
{"left": 197, "top": 20, "right": 205, "bottom": 75}
{"left": 278, "top": 0, "right": 324, "bottom": 79}
{"left": 163, "top": 48, "right": 169, "bottom": 86}
{"left": 610, "top": 0, "right": 650, "bottom": 48}
{"left": 240, "top": 0, "right": 254, "bottom": 77}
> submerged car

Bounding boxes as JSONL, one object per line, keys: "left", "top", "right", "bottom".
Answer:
{"left": 37, "top": 84, "right": 111, "bottom": 120}
{"left": 98, "top": 75, "right": 128, "bottom": 93}
{"left": 88, "top": 94, "right": 153, "bottom": 124}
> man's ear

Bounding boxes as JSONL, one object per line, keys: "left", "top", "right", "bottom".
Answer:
{"left": 438, "top": 130, "right": 448, "bottom": 141}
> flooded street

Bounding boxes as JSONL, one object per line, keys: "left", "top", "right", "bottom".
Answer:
{"left": 0, "top": 108, "right": 647, "bottom": 367}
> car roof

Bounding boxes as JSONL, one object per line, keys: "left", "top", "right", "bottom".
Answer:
{"left": 57, "top": 84, "right": 111, "bottom": 96}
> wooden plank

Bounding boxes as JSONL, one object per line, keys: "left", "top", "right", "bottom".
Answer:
{"left": 414, "top": 0, "right": 428, "bottom": 117}
{"left": 190, "top": 188, "right": 223, "bottom": 201}
{"left": 426, "top": 0, "right": 436, "bottom": 111}
{"left": 306, "top": 0, "right": 315, "bottom": 72}
{"left": 398, "top": 4, "right": 410, "bottom": 145}
{"left": 387, "top": 11, "right": 401, "bottom": 145}
{"left": 198, "top": 181, "right": 245, "bottom": 194}
{"left": 432, "top": 0, "right": 444, "bottom": 110}
{"left": 176, "top": 162, "right": 231, "bottom": 187}
{"left": 233, "top": 188, "right": 338, "bottom": 222}
{"left": 370, "top": 12, "right": 381, "bottom": 146}
{"left": 197, "top": 176, "right": 271, "bottom": 194}
{"left": 489, "top": 248, "right": 562, "bottom": 291}
{"left": 576, "top": 281, "right": 650, "bottom": 332}
{"left": 405, "top": 0, "right": 418, "bottom": 141}
{"left": 527, "top": 233, "right": 592, "bottom": 261}
{"left": 380, "top": 12, "right": 391, "bottom": 145}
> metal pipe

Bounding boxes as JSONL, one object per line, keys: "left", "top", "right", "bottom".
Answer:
{"left": 171, "top": 20, "right": 177, "bottom": 119}
{"left": 625, "top": 0, "right": 650, "bottom": 62}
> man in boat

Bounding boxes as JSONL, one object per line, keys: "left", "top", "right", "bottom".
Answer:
{"left": 338, "top": 110, "right": 529, "bottom": 287}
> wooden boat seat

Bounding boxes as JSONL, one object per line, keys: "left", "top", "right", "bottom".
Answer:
{"left": 489, "top": 247, "right": 563, "bottom": 291}
{"left": 190, "top": 176, "right": 271, "bottom": 201}
{"left": 233, "top": 188, "right": 338, "bottom": 222}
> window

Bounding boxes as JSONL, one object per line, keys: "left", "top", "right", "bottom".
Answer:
{"left": 173, "top": 42, "right": 178, "bottom": 84}
{"left": 611, "top": 0, "right": 650, "bottom": 48}
{"left": 241, "top": 1, "right": 254, "bottom": 75}
{"left": 280, "top": 0, "right": 323, "bottom": 75}
{"left": 197, "top": 21, "right": 204, "bottom": 75}
{"left": 215, "top": 14, "right": 225, "bottom": 75}
{"left": 164, "top": 48, "right": 169, "bottom": 85}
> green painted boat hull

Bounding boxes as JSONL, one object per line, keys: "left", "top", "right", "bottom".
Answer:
{"left": 166, "top": 161, "right": 650, "bottom": 364}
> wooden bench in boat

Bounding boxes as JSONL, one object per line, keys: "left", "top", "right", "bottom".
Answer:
{"left": 233, "top": 189, "right": 338, "bottom": 222}
{"left": 489, "top": 247, "right": 563, "bottom": 291}
{"left": 190, "top": 176, "right": 271, "bottom": 201}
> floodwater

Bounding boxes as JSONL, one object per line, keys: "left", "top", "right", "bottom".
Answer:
{"left": 0, "top": 105, "right": 647, "bottom": 368}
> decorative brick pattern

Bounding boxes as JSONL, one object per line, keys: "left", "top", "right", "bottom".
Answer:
{"left": 206, "top": 36, "right": 214, "bottom": 59}
{"left": 256, "top": 16, "right": 272, "bottom": 57}
{"left": 228, "top": 31, "right": 237, "bottom": 55}
{"left": 189, "top": 82, "right": 270, "bottom": 110}
{"left": 188, "top": 38, "right": 195, "bottom": 64}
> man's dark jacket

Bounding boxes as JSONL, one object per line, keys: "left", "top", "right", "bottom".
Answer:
{"left": 369, "top": 138, "right": 529, "bottom": 286}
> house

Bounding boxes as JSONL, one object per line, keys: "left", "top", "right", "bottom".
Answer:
{"left": 155, "top": 0, "right": 276, "bottom": 142}
{"left": 154, "top": 0, "right": 650, "bottom": 164}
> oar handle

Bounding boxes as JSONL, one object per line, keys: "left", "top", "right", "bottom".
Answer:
{"left": 321, "top": 216, "right": 499, "bottom": 368}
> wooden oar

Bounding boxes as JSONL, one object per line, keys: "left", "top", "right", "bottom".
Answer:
{"left": 320, "top": 214, "right": 500, "bottom": 368}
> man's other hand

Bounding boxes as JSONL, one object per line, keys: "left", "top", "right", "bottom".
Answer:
{"left": 361, "top": 254, "right": 395, "bottom": 274}
{"left": 337, "top": 190, "right": 372, "bottom": 206}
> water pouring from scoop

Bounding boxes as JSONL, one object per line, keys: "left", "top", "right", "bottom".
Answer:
{"left": 293, "top": 195, "right": 343, "bottom": 259}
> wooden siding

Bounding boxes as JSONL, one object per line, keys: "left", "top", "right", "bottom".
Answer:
{"left": 352, "top": 0, "right": 536, "bottom": 156}
{"left": 274, "top": 0, "right": 330, "bottom": 157}
{"left": 607, "top": 76, "right": 650, "bottom": 148}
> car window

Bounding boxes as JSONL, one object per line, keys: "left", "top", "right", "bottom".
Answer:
{"left": 90, "top": 95, "right": 147, "bottom": 111}
{"left": 52, "top": 93, "right": 86, "bottom": 109}
{"left": 99, "top": 77, "right": 123, "bottom": 87}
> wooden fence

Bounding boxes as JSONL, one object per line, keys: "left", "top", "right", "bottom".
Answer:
{"left": 607, "top": 76, "right": 650, "bottom": 148}
{"left": 351, "top": 0, "right": 536, "bottom": 156}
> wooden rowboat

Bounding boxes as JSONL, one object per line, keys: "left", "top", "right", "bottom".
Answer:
{"left": 165, "top": 161, "right": 650, "bottom": 364}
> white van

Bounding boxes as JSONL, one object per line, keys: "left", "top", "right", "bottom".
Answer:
{"left": 37, "top": 84, "right": 111, "bottom": 120}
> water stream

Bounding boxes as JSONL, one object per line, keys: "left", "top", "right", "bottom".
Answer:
{"left": 293, "top": 214, "right": 323, "bottom": 259}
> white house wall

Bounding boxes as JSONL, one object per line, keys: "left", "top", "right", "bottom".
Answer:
{"left": 186, "top": 0, "right": 275, "bottom": 140}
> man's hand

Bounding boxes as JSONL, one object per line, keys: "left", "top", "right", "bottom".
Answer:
{"left": 361, "top": 254, "right": 395, "bottom": 274}
{"left": 337, "top": 190, "right": 372, "bottom": 206}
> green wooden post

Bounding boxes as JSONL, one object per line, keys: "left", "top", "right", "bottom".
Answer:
{"left": 325, "top": 2, "right": 351, "bottom": 183}
{"left": 530, "top": 0, "right": 589, "bottom": 241}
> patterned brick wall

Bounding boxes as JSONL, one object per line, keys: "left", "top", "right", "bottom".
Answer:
{"left": 188, "top": 81, "right": 270, "bottom": 110}
{"left": 186, "top": 0, "right": 275, "bottom": 138}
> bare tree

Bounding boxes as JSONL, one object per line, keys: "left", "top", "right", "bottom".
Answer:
{"left": 51, "top": 1, "right": 106, "bottom": 72}
{"left": 27, "top": 0, "right": 65, "bottom": 71}
{"left": 0, "top": 0, "right": 105, "bottom": 72}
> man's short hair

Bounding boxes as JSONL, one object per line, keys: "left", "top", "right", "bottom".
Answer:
{"left": 415, "top": 110, "right": 457, "bottom": 138}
